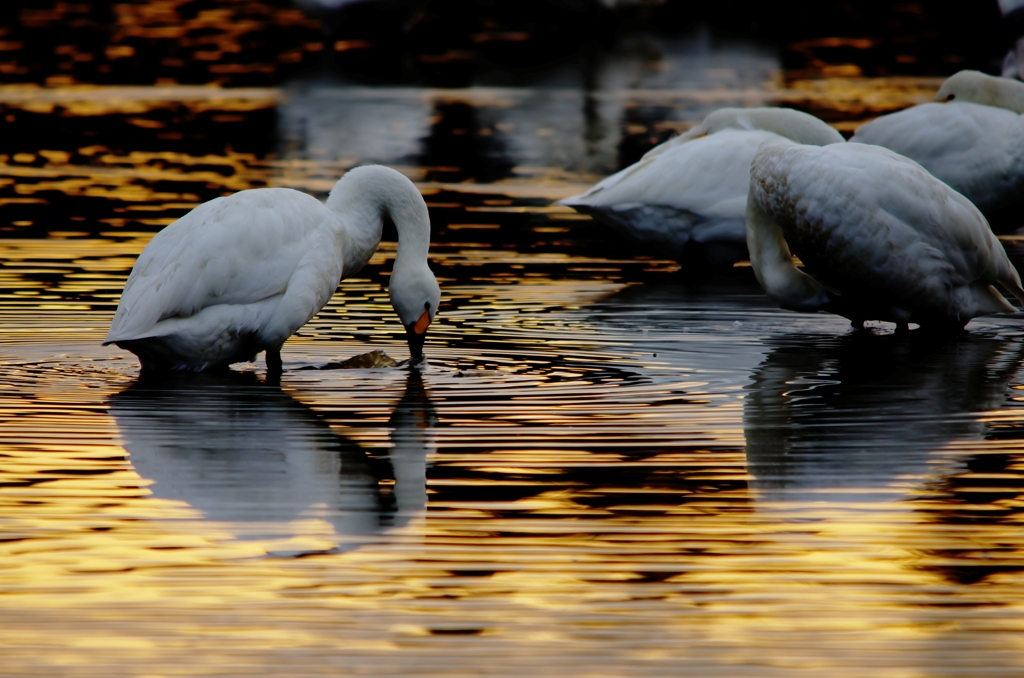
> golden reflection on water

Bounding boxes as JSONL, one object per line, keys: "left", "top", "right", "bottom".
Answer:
{"left": 3, "top": 234, "right": 1024, "bottom": 674}
{"left": 3, "top": 77, "right": 1024, "bottom": 675}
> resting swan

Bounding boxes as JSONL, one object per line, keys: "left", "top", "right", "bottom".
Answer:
{"left": 104, "top": 165, "right": 441, "bottom": 372}
{"left": 851, "top": 70, "right": 1024, "bottom": 231}
{"left": 560, "top": 107, "right": 844, "bottom": 274}
{"left": 747, "top": 141, "right": 1024, "bottom": 331}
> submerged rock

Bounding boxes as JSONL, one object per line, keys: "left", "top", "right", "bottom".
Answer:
{"left": 320, "top": 350, "right": 401, "bottom": 370}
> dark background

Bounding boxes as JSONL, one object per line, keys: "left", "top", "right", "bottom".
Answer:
{"left": 0, "top": 1, "right": 1012, "bottom": 87}
{"left": 0, "top": 1, "right": 1015, "bottom": 243}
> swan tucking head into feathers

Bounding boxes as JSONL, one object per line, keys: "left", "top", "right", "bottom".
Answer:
{"left": 934, "top": 70, "right": 1024, "bottom": 113}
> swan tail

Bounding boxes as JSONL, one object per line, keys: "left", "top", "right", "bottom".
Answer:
{"left": 557, "top": 193, "right": 588, "bottom": 207}
{"left": 558, "top": 182, "right": 609, "bottom": 207}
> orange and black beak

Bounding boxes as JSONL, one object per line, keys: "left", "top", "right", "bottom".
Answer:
{"left": 405, "top": 310, "right": 431, "bottom": 361}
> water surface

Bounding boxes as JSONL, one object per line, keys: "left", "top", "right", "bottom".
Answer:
{"left": 2, "top": 64, "right": 1024, "bottom": 677}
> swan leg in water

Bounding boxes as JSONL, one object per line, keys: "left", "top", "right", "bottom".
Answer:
{"left": 746, "top": 141, "right": 1024, "bottom": 332}
{"left": 265, "top": 346, "right": 283, "bottom": 384}
{"left": 103, "top": 165, "right": 441, "bottom": 372}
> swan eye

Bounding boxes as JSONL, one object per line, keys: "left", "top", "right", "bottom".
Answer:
{"left": 424, "top": 301, "right": 430, "bottom": 310}
{"left": 946, "top": 93, "right": 956, "bottom": 101}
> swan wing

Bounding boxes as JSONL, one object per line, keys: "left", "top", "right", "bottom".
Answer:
{"left": 751, "top": 143, "right": 1021, "bottom": 320}
{"left": 105, "top": 188, "right": 340, "bottom": 344}
{"left": 851, "top": 102, "right": 1024, "bottom": 213}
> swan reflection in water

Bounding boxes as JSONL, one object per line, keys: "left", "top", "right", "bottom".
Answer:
{"left": 110, "top": 370, "right": 436, "bottom": 555}
{"left": 744, "top": 332, "right": 1024, "bottom": 503}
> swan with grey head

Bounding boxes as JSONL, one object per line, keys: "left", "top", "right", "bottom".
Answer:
{"left": 746, "top": 141, "right": 1024, "bottom": 331}
{"left": 104, "top": 165, "right": 441, "bottom": 372}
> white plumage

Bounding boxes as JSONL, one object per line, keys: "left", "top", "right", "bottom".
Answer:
{"left": 746, "top": 141, "right": 1024, "bottom": 330}
{"left": 104, "top": 165, "right": 441, "bottom": 372}
{"left": 851, "top": 70, "right": 1024, "bottom": 229}
{"left": 560, "top": 107, "right": 845, "bottom": 272}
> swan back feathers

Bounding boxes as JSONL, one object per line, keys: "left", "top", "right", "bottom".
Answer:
{"left": 105, "top": 188, "right": 339, "bottom": 345}
{"left": 672, "top": 107, "right": 844, "bottom": 150}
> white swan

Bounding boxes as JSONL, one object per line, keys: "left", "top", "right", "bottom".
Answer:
{"left": 851, "top": 70, "right": 1024, "bottom": 230}
{"left": 746, "top": 141, "right": 1024, "bottom": 331}
{"left": 104, "top": 165, "right": 441, "bottom": 372}
{"left": 559, "top": 107, "right": 844, "bottom": 273}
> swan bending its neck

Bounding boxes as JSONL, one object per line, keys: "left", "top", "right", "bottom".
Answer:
{"left": 745, "top": 141, "right": 1024, "bottom": 331}
{"left": 102, "top": 164, "right": 441, "bottom": 373}
{"left": 327, "top": 166, "right": 440, "bottom": 359}
{"left": 745, "top": 183, "right": 832, "bottom": 313}
{"left": 326, "top": 165, "right": 431, "bottom": 278}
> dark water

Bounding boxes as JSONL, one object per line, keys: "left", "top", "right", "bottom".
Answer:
{"left": 5, "top": 257, "right": 1024, "bottom": 674}
{"left": 0, "top": 0, "right": 1007, "bottom": 87}
{"left": 3, "top": 7, "right": 1024, "bottom": 676}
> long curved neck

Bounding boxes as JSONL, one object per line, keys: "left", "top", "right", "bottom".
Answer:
{"left": 746, "top": 187, "right": 832, "bottom": 313}
{"left": 325, "top": 166, "right": 430, "bottom": 277}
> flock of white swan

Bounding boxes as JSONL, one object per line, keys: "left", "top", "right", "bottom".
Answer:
{"left": 104, "top": 69, "right": 1024, "bottom": 373}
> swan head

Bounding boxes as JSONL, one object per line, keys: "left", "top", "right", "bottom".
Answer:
{"left": 934, "top": 70, "right": 1024, "bottom": 113}
{"left": 389, "top": 264, "right": 440, "bottom": 362}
